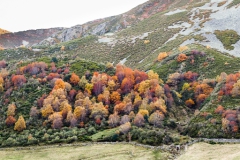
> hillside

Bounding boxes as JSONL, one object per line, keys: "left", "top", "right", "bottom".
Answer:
{"left": 0, "top": 28, "right": 63, "bottom": 49}
{"left": 9, "top": 0, "right": 236, "bottom": 71}
{"left": 1, "top": 0, "right": 240, "bottom": 157}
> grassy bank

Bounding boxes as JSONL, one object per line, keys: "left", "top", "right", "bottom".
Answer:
{"left": 0, "top": 143, "right": 169, "bottom": 160}
{"left": 177, "top": 142, "right": 240, "bottom": 160}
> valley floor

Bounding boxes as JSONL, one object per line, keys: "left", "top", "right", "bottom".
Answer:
{"left": 0, "top": 143, "right": 169, "bottom": 160}
{"left": 177, "top": 142, "right": 240, "bottom": 160}
{"left": 2, "top": 142, "right": 240, "bottom": 160}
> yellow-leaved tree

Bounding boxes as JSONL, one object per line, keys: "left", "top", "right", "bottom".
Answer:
{"left": 14, "top": 116, "right": 26, "bottom": 132}
{"left": 157, "top": 52, "right": 168, "bottom": 61}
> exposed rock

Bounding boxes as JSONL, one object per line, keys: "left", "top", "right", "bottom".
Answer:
{"left": 0, "top": 28, "right": 63, "bottom": 48}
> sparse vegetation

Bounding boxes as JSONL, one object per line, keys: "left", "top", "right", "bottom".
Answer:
{"left": 214, "top": 30, "right": 240, "bottom": 50}
{"left": 227, "top": 0, "right": 240, "bottom": 8}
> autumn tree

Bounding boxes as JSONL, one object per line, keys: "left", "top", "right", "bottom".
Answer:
{"left": 54, "top": 79, "right": 65, "bottom": 90}
{"left": 119, "top": 122, "right": 131, "bottom": 134}
{"left": 231, "top": 80, "right": 240, "bottom": 97}
{"left": 61, "top": 45, "right": 65, "bottom": 51}
{"left": 196, "top": 94, "right": 207, "bottom": 106}
{"left": 129, "top": 111, "right": 135, "bottom": 121}
{"left": 0, "top": 68, "right": 9, "bottom": 78}
{"left": 185, "top": 99, "right": 195, "bottom": 108}
{"left": 7, "top": 103, "right": 16, "bottom": 116}
{"left": 78, "top": 76, "right": 88, "bottom": 89}
{"left": 114, "top": 102, "right": 126, "bottom": 114}
{"left": 215, "top": 105, "right": 224, "bottom": 114}
{"left": 166, "top": 72, "right": 181, "bottom": 86}
{"left": 121, "top": 78, "right": 133, "bottom": 94}
{"left": 177, "top": 53, "right": 188, "bottom": 62}
{"left": 37, "top": 94, "right": 47, "bottom": 107}
{"left": 184, "top": 71, "right": 198, "bottom": 82}
{"left": 147, "top": 70, "right": 160, "bottom": 81}
{"left": 64, "top": 68, "right": 70, "bottom": 74}
{"left": 178, "top": 46, "right": 189, "bottom": 52}
{"left": 157, "top": 52, "right": 168, "bottom": 61}
{"left": 70, "top": 73, "right": 80, "bottom": 85}
{"left": 149, "top": 98, "right": 167, "bottom": 113}
{"left": 116, "top": 64, "right": 125, "bottom": 83}
{"left": 110, "top": 91, "right": 121, "bottom": 103}
{"left": 74, "top": 106, "right": 86, "bottom": 121}
{"left": 5, "top": 116, "right": 16, "bottom": 126}
{"left": 0, "top": 60, "right": 6, "bottom": 68}
{"left": 41, "top": 104, "right": 54, "bottom": 118}
{"left": 14, "top": 116, "right": 26, "bottom": 132}
{"left": 216, "top": 72, "right": 227, "bottom": 83}
{"left": 60, "top": 101, "right": 72, "bottom": 119}
{"left": 149, "top": 111, "right": 164, "bottom": 127}
{"left": 0, "top": 76, "right": 4, "bottom": 92}
{"left": 182, "top": 83, "right": 190, "bottom": 92}
{"left": 108, "top": 112, "right": 120, "bottom": 127}
{"left": 66, "top": 111, "right": 77, "bottom": 127}
{"left": 11, "top": 75, "right": 26, "bottom": 87}
{"left": 50, "top": 62, "right": 57, "bottom": 72}
{"left": 138, "top": 109, "right": 149, "bottom": 117}
{"left": 90, "top": 102, "right": 109, "bottom": 120}
{"left": 164, "top": 84, "right": 174, "bottom": 107}
{"left": 30, "top": 106, "right": 39, "bottom": 118}
{"left": 68, "top": 89, "right": 77, "bottom": 102}
{"left": 93, "top": 81, "right": 103, "bottom": 96}
{"left": 47, "top": 73, "right": 60, "bottom": 81}
{"left": 120, "top": 115, "right": 130, "bottom": 124}
{"left": 133, "top": 113, "right": 145, "bottom": 127}
{"left": 48, "top": 112, "right": 63, "bottom": 129}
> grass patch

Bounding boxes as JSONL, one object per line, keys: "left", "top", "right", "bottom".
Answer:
{"left": 177, "top": 142, "right": 240, "bottom": 160}
{"left": 0, "top": 143, "right": 169, "bottom": 160}
{"left": 90, "top": 128, "right": 119, "bottom": 142}
{"left": 214, "top": 30, "right": 240, "bottom": 50}
{"left": 70, "top": 60, "right": 105, "bottom": 76}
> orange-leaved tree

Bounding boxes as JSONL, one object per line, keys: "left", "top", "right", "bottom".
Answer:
{"left": 11, "top": 75, "right": 26, "bottom": 87}
{"left": 70, "top": 73, "right": 80, "bottom": 85}
{"left": 54, "top": 79, "right": 65, "bottom": 90}
{"left": 177, "top": 53, "right": 188, "bottom": 62}
{"left": 5, "top": 116, "right": 16, "bottom": 126}
{"left": 185, "top": 99, "right": 195, "bottom": 108}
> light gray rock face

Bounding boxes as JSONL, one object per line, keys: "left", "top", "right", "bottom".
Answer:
{"left": 35, "top": 16, "right": 123, "bottom": 46}
{"left": 56, "top": 25, "right": 89, "bottom": 42}
{"left": 91, "top": 22, "right": 107, "bottom": 35}
{"left": 33, "top": 0, "right": 174, "bottom": 47}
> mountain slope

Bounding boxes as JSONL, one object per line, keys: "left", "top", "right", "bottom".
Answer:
{"left": 35, "top": 0, "right": 177, "bottom": 46}
{"left": 0, "top": 28, "right": 63, "bottom": 48}
{"left": 1, "top": 0, "right": 240, "bottom": 149}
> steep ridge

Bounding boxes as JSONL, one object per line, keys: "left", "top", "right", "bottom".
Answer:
{"left": 0, "top": 28, "right": 63, "bottom": 49}
{"left": 35, "top": 0, "right": 176, "bottom": 46}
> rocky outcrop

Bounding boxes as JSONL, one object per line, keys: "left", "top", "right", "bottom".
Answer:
{"left": 0, "top": 28, "right": 63, "bottom": 48}
{"left": 1, "top": 0, "right": 177, "bottom": 48}
{"left": 35, "top": 0, "right": 175, "bottom": 46}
